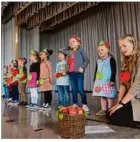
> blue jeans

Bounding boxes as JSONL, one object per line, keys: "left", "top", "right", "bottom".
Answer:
{"left": 3, "top": 84, "right": 10, "bottom": 98}
{"left": 57, "top": 85, "right": 70, "bottom": 106}
{"left": 69, "top": 72, "right": 87, "bottom": 105}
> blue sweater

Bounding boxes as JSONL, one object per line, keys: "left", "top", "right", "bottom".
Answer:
{"left": 63, "top": 46, "right": 89, "bottom": 72}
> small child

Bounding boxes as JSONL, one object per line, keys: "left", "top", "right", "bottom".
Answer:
{"left": 18, "top": 58, "right": 27, "bottom": 106}
{"left": 3, "top": 65, "right": 10, "bottom": 99}
{"left": 92, "top": 40, "right": 117, "bottom": 116}
{"left": 39, "top": 49, "right": 53, "bottom": 110}
{"left": 10, "top": 60, "right": 20, "bottom": 104}
{"left": 26, "top": 50, "right": 40, "bottom": 109}
{"left": 56, "top": 49, "right": 70, "bottom": 107}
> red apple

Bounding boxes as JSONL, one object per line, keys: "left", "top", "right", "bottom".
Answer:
{"left": 78, "top": 110, "right": 84, "bottom": 115}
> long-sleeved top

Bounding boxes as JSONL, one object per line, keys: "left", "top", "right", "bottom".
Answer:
{"left": 40, "top": 60, "right": 53, "bottom": 91}
{"left": 56, "top": 60, "right": 70, "bottom": 86}
{"left": 126, "top": 56, "right": 140, "bottom": 122}
{"left": 93, "top": 56, "right": 116, "bottom": 82}
{"left": 29, "top": 62, "right": 40, "bottom": 81}
{"left": 63, "top": 46, "right": 89, "bottom": 72}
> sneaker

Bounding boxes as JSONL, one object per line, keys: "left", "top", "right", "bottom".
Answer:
{"left": 73, "top": 104, "right": 78, "bottom": 107}
{"left": 42, "top": 103, "right": 46, "bottom": 107}
{"left": 18, "top": 102, "right": 24, "bottom": 106}
{"left": 33, "top": 105, "right": 39, "bottom": 110}
{"left": 26, "top": 104, "right": 34, "bottom": 108}
{"left": 44, "top": 103, "right": 49, "bottom": 108}
{"left": 82, "top": 105, "right": 89, "bottom": 112}
{"left": 7, "top": 98, "right": 12, "bottom": 102}
{"left": 96, "top": 110, "right": 106, "bottom": 116}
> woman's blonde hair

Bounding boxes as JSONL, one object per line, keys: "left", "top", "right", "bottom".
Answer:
{"left": 119, "top": 35, "right": 140, "bottom": 89}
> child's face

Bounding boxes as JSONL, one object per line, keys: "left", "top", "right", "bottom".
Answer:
{"left": 69, "top": 38, "right": 80, "bottom": 49}
{"left": 39, "top": 52, "right": 47, "bottom": 60}
{"left": 18, "top": 60, "right": 22, "bottom": 66}
{"left": 58, "top": 52, "right": 65, "bottom": 61}
{"left": 30, "top": 55, "right": 36, "bottom": 62}
{"left": 119, "top": 39, "right": 133, "bottom": 56}
{"left": 98, "top": 45, "right": 109, "bottom": 58}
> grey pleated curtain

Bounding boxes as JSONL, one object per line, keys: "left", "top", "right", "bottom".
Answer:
{"left": 1, "top": 18, "right": 15, "bottom": 94}
{"left": 40, "top": 2, "right": 140, "bottom": 91}
{"left": 19, "top": 26, "right": 40, "bottom": 72}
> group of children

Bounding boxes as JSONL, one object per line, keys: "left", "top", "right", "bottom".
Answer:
{"left": 3, "top": 35, "right": 118, "bottom": 115}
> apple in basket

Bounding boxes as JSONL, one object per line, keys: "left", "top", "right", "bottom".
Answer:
{"left": 77, "top": 107, "right": 84, "bottom": 115}
{"left": 60, "top": 107, "right": 69, "bottom": 114}
{"left": 69, "top": 108, "right": 77, "bottom": 115}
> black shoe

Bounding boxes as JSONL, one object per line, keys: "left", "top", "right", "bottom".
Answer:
{"left": 23, "top": 102, "right": 27, "bottom": 106}
{"left": 18, "top": 102, "right": 24, "bottom": 106}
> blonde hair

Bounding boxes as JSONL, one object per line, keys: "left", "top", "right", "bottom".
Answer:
{"left": 119, "top": 35, "right": 140, "bottom": 89}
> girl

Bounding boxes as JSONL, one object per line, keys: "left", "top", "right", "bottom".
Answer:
{"left": 93, "top": 40, "right": 117, "bottom": 116}
{"left": 3, "top": 65, "right": 10, "bottom": 99}
{"left": 18, "top": 58, "right": 27, "bottom": 106}
{"left": 10, "top": 60, "right": 20, "bottom": 104}
{"left": 108, "top": 35, "right": 140, "bottom": 127}
{"left": 39, "top": 48, "right": 53, "bottom": 110}
{"left": 27, "top": 50, "right": 40, "bottom": 109}
{"left": 63, "top": 35, "right": 89, "bottom": 111}
{"left": 56, "top": 49, "right": 70, "bottom": 107}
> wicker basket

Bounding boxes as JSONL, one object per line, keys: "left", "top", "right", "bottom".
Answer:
{"left": 59, "top": 113, "right": 85, "bottom": 138}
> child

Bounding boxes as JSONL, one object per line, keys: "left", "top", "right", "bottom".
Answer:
{"left": 63, "top": 35, "right": 89, "bottom": 111}
{"left": 10, "top": 60, "right": 20, "bottom": 104}
{"left": 39, "top": 49, "right": 53, "bottom": 110}
{"left": 26, "top": 50, "right": 40, "bottom": 109}
{"left": 3, "top": 65, "right": 10, "bottom": 99}
{"left": 92, "top": 40, "right": 117, "bottom": 116}
{"left": 18, "top": 58, "right": 27, "bottom": 106}
{"left": 55, "top": 49, "right": 70, "bottom": 107}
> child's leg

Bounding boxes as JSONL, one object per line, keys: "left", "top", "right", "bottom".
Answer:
{"left": 32, "top": 88, "right": 38, "bottom": 105}
{"left": 22, "top": 83, "right": 27, "bottom": 103}
{"left": 107, "top": 98, "right": 115, "bottom": 110}
{"left": 57, "top": 86, "right": 64, "bottom": 106}
{"left": 64, "top": 86, "right": 70, "bottom": 106}
{"left": 19, "top": 84, "right": 23, "bottom": 102}
{"left": 5, "top": 85, "right": 10, "bottom": 98}
{"left": 101, "top": 97, "right": 107, "bottom": 110}
{"left": 30, "top": 88, "right": 34, "bottom": 104}
{"left": 44, "top": 91, "right": 52, "bottom": 106}
{"left": 12, "top": 85, "right": 19, "bottom": 101}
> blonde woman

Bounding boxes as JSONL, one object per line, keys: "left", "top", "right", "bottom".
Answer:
{"left": 108, "top": 35, "right": 140, "bottom": 127}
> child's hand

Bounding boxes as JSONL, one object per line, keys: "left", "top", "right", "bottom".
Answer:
{"left": 109, "top": 82, "right": 114, "bottom": 86}
{"left": 36, "top": 81, "right": 39, "bottom": 85}
{"left": 78, "top": 67, "right": 84, "bottom": 73}
{"left": 62, "top": 72, "right": 67, "bottom": 76}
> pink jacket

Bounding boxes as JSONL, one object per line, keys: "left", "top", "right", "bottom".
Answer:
{"left": 39, "top": 60, "right": 53, "bottom": 91}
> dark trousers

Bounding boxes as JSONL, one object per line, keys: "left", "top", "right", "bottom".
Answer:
{"left": 11, "top": 85, "right": 19, "bottom": 101}
{"left": 107, "top": 102, "right": 140, "bottom": 127}
{"left": 69, "top": 72, "right": 87, "bottom": 105}
{"left": 43, "top": 91, "right": 52, "bottom": 106}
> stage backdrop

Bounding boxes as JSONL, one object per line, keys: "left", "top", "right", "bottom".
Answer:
{"left": 40, "top": 2, "right": 140, "bottom": 91}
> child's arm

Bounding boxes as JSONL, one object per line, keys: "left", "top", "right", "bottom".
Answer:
{"left": 79, "top": 48, "right": 89, "bottom": 71}
{"left": 48, "top": 62, "right": 54, "bottom": 84}
{"left": 109, "top": 57, "right": 116, "bottom": 85}
{"left": 93, "top": 62, "right": 97, "bottom": 82}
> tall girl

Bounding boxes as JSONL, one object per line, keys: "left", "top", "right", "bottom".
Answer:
{"left": 63, "top": 35, "right": 89, "bottom": 111}
{"left": 93, "top": 40, "right": 117, "bottom": 116}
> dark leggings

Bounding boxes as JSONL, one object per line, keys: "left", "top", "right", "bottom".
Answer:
{"left": 107, "top": 102, "right": 140, "bottom": 127}
{"left": 43, "top": 91, "right": 52, "bottom": 106}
